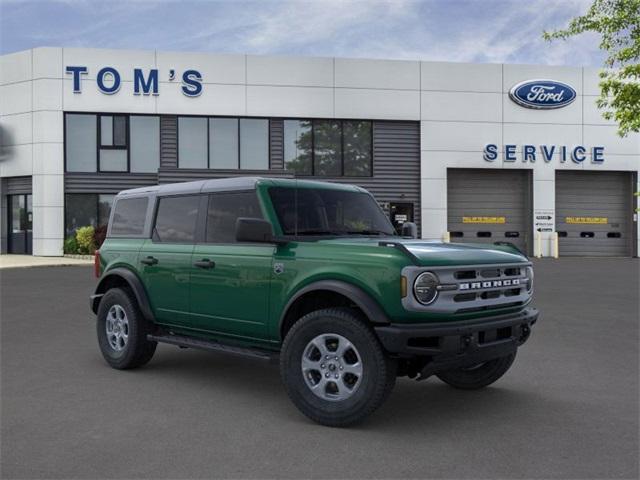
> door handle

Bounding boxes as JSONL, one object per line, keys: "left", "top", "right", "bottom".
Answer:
{"left": 193, "top": 259, "right": 215, "bottom": 269}
{"left": 140, "top": 256, "right": 158, "bottom": 266}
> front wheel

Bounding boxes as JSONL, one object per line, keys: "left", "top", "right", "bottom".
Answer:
{"left": 435, "top": 352, "right": 516, "bottom": 390}
{"left": 280, "top": 308, "right": 396, "bottom": 427}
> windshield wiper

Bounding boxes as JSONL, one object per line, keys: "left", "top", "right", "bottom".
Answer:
{"left": 295, "top": 229, "right": 346, "bottom": 236}
{"left": 345, "top": 230, "right": 392, "bottom": 236}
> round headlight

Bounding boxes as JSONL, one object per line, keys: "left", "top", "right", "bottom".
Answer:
{"left": 414, "top": 272, "right": 439, "bottom": 305}
{"left": 525, "top": 266, "right": 534, "bottom": 293}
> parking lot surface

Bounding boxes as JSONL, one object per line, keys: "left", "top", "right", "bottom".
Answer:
{"left": 1, "top": 258, "right": 638, "bottom": 479}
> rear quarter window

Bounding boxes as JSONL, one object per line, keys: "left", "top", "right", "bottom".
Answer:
{"left": 110, "top": 197, "right": 149, "bottom": 236}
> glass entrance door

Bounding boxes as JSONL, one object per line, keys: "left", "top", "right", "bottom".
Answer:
{"left": 8, "top": 194, "right": 32, "bottom": 254}
{"left": 389, "top": 202, "right": 414, "bottom": 235}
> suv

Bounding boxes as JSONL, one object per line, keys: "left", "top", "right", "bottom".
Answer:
{"left": 91, "top": 177, "right": 538, "bottom": 427}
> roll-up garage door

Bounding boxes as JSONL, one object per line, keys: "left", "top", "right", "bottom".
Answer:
{"left": 447, "top": 169, "right": 532, "bottom": 254}
{"left": 556, "top": 171, "right": 633, "bottom": 256}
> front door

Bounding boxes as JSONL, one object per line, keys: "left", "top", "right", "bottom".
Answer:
{"left": 390, "top": 202, "right": 414, "bottom": 235}
{"left": 138, "top": 194, "right": 201, "bottom": 328}
{"left": 189, "top": 191, "right": 274, "bottom": 341}
{"left": 8, "top": 194, "right": 32, "bottom": 254}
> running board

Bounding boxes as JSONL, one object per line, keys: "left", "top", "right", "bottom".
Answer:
{"left": 147, "top": 333, "right": 276, "bottom": 361}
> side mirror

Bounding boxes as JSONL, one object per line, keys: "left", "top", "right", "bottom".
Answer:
{"left": 401, "top": 222, "right": 418, "bottom": 239}
{"left": 236, "top": 217, "right": 276, "bottom": 243}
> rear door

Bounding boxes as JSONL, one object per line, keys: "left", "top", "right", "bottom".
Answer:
{"left": 189, "top": 190, "right": 274, "bottom": 340}
{"left": 138, "top": 194, "right": 201, "bottom": 327}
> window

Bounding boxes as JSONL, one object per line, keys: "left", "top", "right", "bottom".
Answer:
{"left": 99, "top": 115, "right": 128, "bottom": 172}
{"left": 268, "top": 187, "right": 395, "bottom": 236}
{"left": 284, "top": 119, "right": 372, "bottom": 177}
{"left": 178, "top": 117, "right": 208, "bottom": 168}
{"left": 153, "top": 195, "right": 200, "bottom": 243}
{"left": 283, "top": 120, "right": 312, "bottom": 174}
{"left": 110, "top": 197, "right": 148, "bottom": 236}
{"left": 65, "top": 114, "right": 97, "bottom": 172}
{"left": 343, "top": 121, "right": 372, "bottom": 176}
{"left": 130, "top": 116, "right": 160, "bottom": 172}
{"left": 205, "top": 192, "right": 263, "bottom": 243}
{"left": 240, "top": 119, "right": 269, "bottom": 170}
{"left": 65, "top": 194, "right": 115, "bottom": 236}
{"left": 209, "top": 118, "right": 238, "bottom": 169}
{"left": 313, "top": 120, "right": 341, "bottom": 176}
{"left": 178, "top": 117, "right": 270, "bottom": 170}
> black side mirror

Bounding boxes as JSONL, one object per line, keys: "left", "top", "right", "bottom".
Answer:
{"left": 236, "top": 217, "right": 276, "bottom": 243}
{"left": 401, "top": 222, "right": 418, "bottom": 239}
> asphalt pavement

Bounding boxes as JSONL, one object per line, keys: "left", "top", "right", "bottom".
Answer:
{"left": 1, "top": 258, "right": 638, "bottom": 479}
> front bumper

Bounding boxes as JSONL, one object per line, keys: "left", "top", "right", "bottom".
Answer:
{"left": 375, "top": 307, "right": 538, "bottom": 375}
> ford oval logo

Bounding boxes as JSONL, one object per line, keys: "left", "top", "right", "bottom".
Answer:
{"left": 509, "top": 79, "right": 577, "bottom": 109}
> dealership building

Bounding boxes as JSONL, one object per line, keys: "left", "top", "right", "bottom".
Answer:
{"left": 0, "top": 47, "right": 638, "bottom": 257}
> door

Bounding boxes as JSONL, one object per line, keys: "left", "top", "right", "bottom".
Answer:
{"left": 189, "top": 191, "right": 274, "bottom": 340}
{"left": 8, "top": 194, "right": 32, "bottom": 254}
{"left": 389, "top": 202, "right": 414, "bottom": 235}
{"left": 556, "top": 171, "right": 633, "bottom": 256}
{"left": 447, "top": 169, "right": 532, "bottom": 254}
{"left": 138, "top": 194, "right": 201, "bottom": 327}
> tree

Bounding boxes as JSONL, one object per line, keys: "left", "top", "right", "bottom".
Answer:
{"left": 543, "top": 0, "right": 640, "bottom": 136}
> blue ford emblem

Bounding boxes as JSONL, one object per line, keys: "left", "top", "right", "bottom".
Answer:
{"left": 509, "top": 79, "right": 577, "bottom": 109}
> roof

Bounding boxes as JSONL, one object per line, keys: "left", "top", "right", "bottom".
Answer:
{"left": 116, "top": 177, "right": 365, "bottom": 197}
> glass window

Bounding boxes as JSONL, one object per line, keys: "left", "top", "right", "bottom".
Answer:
{"left": 153, "top": 195, "right": 200, "bottom": 243}
{"left": 65, "top": 194, "right": 98, "bottom": 236}
{"left": 113, "top": 116, "right": 127, "bottom": 146}
{"left": 110, "top": 197, "right": 148, "bottom": 236}
{"left": 65, "top": 114, "right": 97, "bottom": 172}
{"left": 178, "top": 117, "right": 207, "bottom": 168}
{"left": 100, "top": 116, "right": 113, "bottom": 146}
{"left": 130, "top": 116, "right": 160, "bottom": 173}
{"left": 284, "top": 120, "right": 312, "bottom": 175}
{"left": 268, "top": 187, "right": 395, "bottom": 236}
{"left": 343, "top": 121, "right": 372, "bottom": 176}
{"left": 209, "top": 118, "right": 238, "bottom": 169}
{"left": 240, "top": 119, "right": 268, "bottom": 170}
{"left": 206, "top": 192, "right": 263, "bottom": 243}
{"left": 100, "top": 149, "right": 127, "bottom": 172}
{"left": 313, "top": 120, "right": 341, "bottom": 176}
{"left": 98, "top": 194, "right": 115, "bottom": 226}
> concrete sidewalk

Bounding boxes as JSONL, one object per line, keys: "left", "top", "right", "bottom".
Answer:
{"left": 0, "top": 254, "right": 93, "bottom": 269}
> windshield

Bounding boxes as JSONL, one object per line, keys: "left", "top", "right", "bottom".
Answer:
{"left": 268, "top": 187, "right": 396, "bottom": 237}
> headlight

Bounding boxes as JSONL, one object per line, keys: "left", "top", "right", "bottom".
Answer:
{"left": 525, "top": 266, "right": 534, "bottom": 293}
{"left": 414, "top": 272, "right": 439, "bottom": 305}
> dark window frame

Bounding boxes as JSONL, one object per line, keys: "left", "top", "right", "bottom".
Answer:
{"left": 63, "top": 111, "right": 161, "bottom": 174}
{"left": 176, "top": 115, "right": 272, "bottom": 171}
{"left": 284, "top": 118, "right": 373, "bottom": 178}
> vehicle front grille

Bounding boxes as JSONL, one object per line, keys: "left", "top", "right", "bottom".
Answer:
{"left": 402, "top": 262, "right": 532, "bottom": 314}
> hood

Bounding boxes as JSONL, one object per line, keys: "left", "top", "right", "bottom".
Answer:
{"left": 317, "top": 237, "right": 528, "bottom": 266}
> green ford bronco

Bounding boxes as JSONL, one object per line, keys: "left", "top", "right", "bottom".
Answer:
{"left": 91, "top": 177, "right": 538, "bottom": 427}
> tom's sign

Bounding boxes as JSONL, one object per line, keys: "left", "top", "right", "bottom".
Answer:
{"left": 509, "top": 79, "right": 576, "bottom": 109}
{"left": 65, "top": 66, "right": 203, "bottom": 97}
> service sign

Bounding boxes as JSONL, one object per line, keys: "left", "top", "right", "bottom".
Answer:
{"left": 462, "top": 216, "right": 506, "bottom": 224}
{"left": 534, "top": 210, "right": 554, "bottom": 232}
{"left": 509, "top": 79, "right": 577, "bottom": 109}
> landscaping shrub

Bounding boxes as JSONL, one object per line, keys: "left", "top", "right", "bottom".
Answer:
{"left": 63, "top": 236, "right": 79, "bottom": 254}
{"left": 75, "top": 226, "right": 96, "bottom": 255}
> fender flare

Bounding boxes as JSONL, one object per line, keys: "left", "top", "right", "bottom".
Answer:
{"left": 91, "top": 267, "right": 155, "bottom": 322}
{"left": 279, "top": 279, "right": 391, "bottom": 333}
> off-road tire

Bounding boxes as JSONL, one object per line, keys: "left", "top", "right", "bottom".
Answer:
{"left": 436, "top": 352, "right": 516, "bottom": 390}
{"left": 96, "top": 287, "right": 157, "bottom": 369}
{"left": 280, "top": 307, "right": 396, "bottom": 427}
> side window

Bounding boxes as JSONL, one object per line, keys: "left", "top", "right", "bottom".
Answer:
{"left": 153, "top": 195, "right": 200, "bottom": 243}
{"left": 110, "top": 197, "right": 148, "bottom": 236}
{"left": 206, "top": 192, "right": 263, "bottom": 243}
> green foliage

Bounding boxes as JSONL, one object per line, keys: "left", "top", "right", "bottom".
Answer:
{"left": 75, "top": 226, "right": 96, "bottom": 255}
{"left": 543, "top": 0, "right": 640, "bottom": 136}
{"left": 63, "top": 235, "right": 79, "bottom": 254}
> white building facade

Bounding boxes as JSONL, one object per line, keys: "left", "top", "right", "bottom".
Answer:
{"left": 1, "top": 47, "right": 638, "bottom": 257}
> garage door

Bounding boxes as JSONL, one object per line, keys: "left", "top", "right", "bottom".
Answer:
{"left": 447, "top": 169, "right": 532, "bottom": 254}
{"left": 556, "top": 171, "right": 634, "bottom": 256}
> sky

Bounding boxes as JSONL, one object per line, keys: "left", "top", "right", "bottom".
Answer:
{"left": 0, "top": 0, "right": 604, "bottom": 66}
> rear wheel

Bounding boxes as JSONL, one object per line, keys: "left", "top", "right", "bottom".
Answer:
{"left": 436, "top": 352, "right": 516, "bottom": 390}
{"left": 280, "top": 308, "right": 396, "bottom": 427}
{"left": 96, "top": 288, "right": 157, "bottom": 369}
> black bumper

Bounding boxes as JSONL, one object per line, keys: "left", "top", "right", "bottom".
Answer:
{"left": 375, "top": 307, "right": 538, "bottom": 374}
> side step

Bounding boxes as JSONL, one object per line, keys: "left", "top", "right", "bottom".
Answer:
{"left": 147, "top": 333, "right": 276, "bottom": 361}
